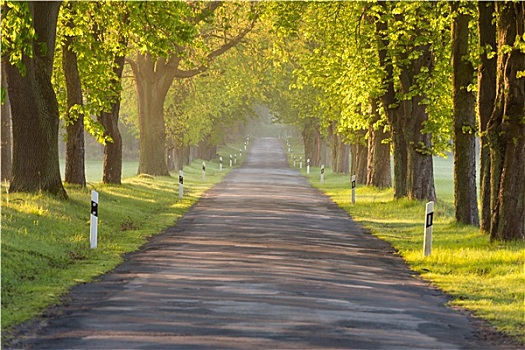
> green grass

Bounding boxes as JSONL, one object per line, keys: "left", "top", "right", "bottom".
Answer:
{"left": 297, "top": 157, "right": 524, "bottom": 344}
{"left": 1, "top": 142, "right": 246, "bottom": 336}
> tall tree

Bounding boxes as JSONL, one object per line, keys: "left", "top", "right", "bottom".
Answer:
{"left": 3, "top": 1, "right": 67, "bottom": 198}
{"left": 366, "top": 98, "right": 391, "bottom": 188}
{"left": 55, "top": 2, "right": 130, "bottom": 185}
{"left": 477, "top": 1, "right": 497, "bottom": 233}
{"left": 375, "top": 2, "right": 440, "bottom": 201}
{"left": 451, "top": 2, "right": 479, "bottom": 226}
{"left": 61, "top": 3, "right": 86, "bottom": 186}
{"left": 99, "top": 52, "right": 126, "bottom": 184}
{"left": 127, "top": 2, "right": 258, "bottom": 176}
{"left": 487, "top": 1, "right": 525, "bottom": 241}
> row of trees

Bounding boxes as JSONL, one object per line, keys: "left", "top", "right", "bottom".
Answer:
{"left": 1, "top": 1, "right": 523, "bottom": 241}
{"left": 261, "top": 1, "right": 524, "bottom": 241}
{"left": 1, "top": 1, "right": 259, "bottom": 193}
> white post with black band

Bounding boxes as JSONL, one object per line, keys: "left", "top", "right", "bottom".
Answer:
{"left": 424, "top": 201, "right": 434, "bottom": 256}
{"left": 219, "top": 156, "right": 223, "bottom": 171}
{"left": 307, "top": 159, "right": 310, "bottom": 174}
{"left": 320, "top": 164, "right": 325, "bottom": 184}
{"left": 351, "top": 175, "right": 356, "bottom": 204}
{"left": 90, "top": 190, "right": 98, "bottom": 249}
{"left": 202, "top": 161, "right": 206, "bottom": 180}
{"left": 179, "top": 170, "right": 184, "bottom": 198}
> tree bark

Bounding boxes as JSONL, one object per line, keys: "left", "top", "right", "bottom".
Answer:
{"left": 301, "top": 119, "right": 322, "bottom": 167}
{"left": 1, "top": 63, "right": 12, "bottom": 181}
{"left": 131, "top": 53, "right": 172, "bottom": 176}
{"left": 478, "top": 1, "right": 497, "bottom": 233}
{"left": 62, "top": 33, "right": 86, "bottom": 186}
{"left": 366, "top": 99, "right": 391, "bottom": 189}
{"left": 5, "top": 2, "right": 67, "bottom": 198}
{"left": 350, "top": 129, "right": 368, "bottom": 185}
{"left": 487, "top": 2, "right": 525, "bottom": 241}
{"left": 402, "top": 52, "right": 437, "bottom": 202}
{"left": 99, "top": 54, "right": 126, "bottom": 184}
{"left": 452, "top": 2, "right": 479, "bottom": 225}
{"left": 355, "top": 142, "right": 368, "bottom": 185}
{"left": 329, "top": 122, "right": 349, "bottom": 174}
{"left": 375, "top": 11, "right": 408, "bottom": 198}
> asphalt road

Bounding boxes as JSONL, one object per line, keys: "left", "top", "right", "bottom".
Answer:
{"left": 16, "top": 137, "right": 502, "bottom": 349}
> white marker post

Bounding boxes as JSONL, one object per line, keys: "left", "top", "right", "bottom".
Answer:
{"left": 239, "top": 149, "right": 242, "bottom": 158}
{"left": 307, "top": 159, "right": 310, "bottom": 174}
{"left": 320, "top": 164, "right": 325, "bottom": 184}
{"left": 244, "top": 141, "right": 247, "bottom": 151}
{"left": 219, "top": 156, "right": 223, "bottom": 171}
{"left": 234, "top": 154, "right": 237, "bottom": 165}
{"left": 90, "top": 190, "right": 98, "bottom": 249}
{"left": 202, "top": 161, "right": 206, "bottom": 180}
{"left": 351, "top": 175, "right": 356, "bottom": 204}
{"left": 179, "top": 170, "right": 184, "bottom": 198}
{"left": 300, "top": 156, "right": 303, "bottom": 169}
{"left": 424, "top": 201, "right": 434, "bottom": 256}
{"left": 293, "top": 156, "right": 296, "bottom": 168}
{"left": 230, "top": 154, "right": 233, "bottom": 167}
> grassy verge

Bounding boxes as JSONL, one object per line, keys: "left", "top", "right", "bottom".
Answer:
{"left": 300, "top": 164, "right": 524, "bottom": 344}
{"left": 1, "top": 143, "right": 245, "bottom": 335}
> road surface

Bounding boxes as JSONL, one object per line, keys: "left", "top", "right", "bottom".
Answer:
{"left": 16, "top": 138, "right": 502, "bottom": 349}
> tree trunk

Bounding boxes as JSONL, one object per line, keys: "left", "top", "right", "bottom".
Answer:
{"left": 5, "top": 2, "right": 66, "bottom": 198}
{"left": 452, "top": 2, "right": 479, "bottom": 225}
{"left": 1, "top": 63, "right": 12, "bottom": 181}
{"left": 196, "top": 135, "right": 217, "bottom": 161}
{"left": 133, "top": 53, "right": 171, "bottom": 176}
{"left": 174, "top": 143, "right": 190, "bottom": 171}
{"left": 355, "top": 142, "right": 368, "bottom": 185}
{"left": 62, "top": 34, "right": 86, "bottom": 186}
{"left": 166, "top": 138, "right": 175, "bottom": 171}
{"left": 329, "top": 122, "right": 348, "bottom": 174}
{"left": 337, "top": 137, "right": 350, "bottom": 174}
{"left": 398, "top": 40, "right": 436, "bottom": 202}
{"left": 301, "top": 120, "right": 322, "bottom": 167}
{"left": 404, "top": 94, "right": 437, "bottom": 203}
{"left": 487, "top": 2, "right": 525, "bottom": 241}
{"left": 478, "top": 1, "right": 497, "bottom": 233}
{"left": 350, "top": 129, "right": 368, "bottom": 185}
{"left": 366, "top": 99, "right": 391, "bottom": 189}
{"left": 376, "top": 11, "right": 408, "bottom": 198}
{"left": 100, "top": 54, "right": 126, "bottom": 185}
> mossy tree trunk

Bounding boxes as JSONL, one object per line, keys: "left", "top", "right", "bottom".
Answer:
{"left": 451, "top": 2, "right": 479, "bottom": 226}
{"left": 487, "top": 2, "right": 525, "bottom": 241}
{"left": 5, "top": 2, "right": 67, "bottom": 198}
{"left": 477, "top": 1, "right": 497, "bottom": 233}
{"left": 366, "top": 99, "right": 391, "bottom": 189}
